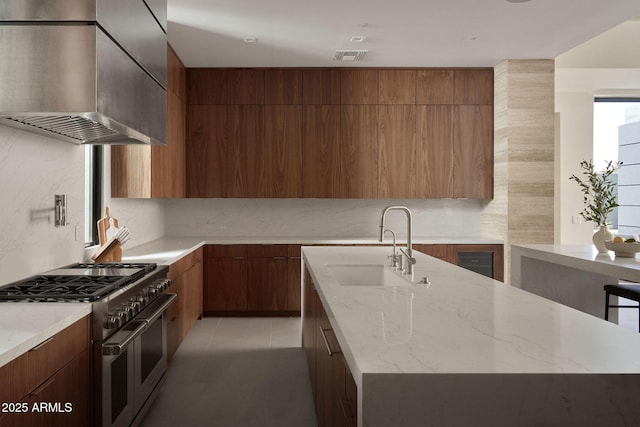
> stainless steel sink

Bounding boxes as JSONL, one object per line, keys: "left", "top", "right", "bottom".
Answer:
{"left": 326, "top": 264, "right": 412, "bottom": 287}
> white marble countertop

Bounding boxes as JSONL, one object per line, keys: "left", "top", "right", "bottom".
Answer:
{"left": 512, "top": 244, "right": 640, "bottom": 283}
{"left": 302, "top": 246, "right": 640, "bottom": 387}
{"left": 0, "top": 303, "right": 91, "bottom": 369}
{"left": 120, "top": 235, "right": 503, "bottom": 265}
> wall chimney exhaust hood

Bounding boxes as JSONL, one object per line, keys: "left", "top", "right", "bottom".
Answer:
{"left": 0, "top": 0, "right": 167, "bottom": 145}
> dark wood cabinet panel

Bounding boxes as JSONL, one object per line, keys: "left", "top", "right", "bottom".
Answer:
{"left": 204, "top": 257, "right": 248, "bottom": 312}
{"left": 303, "top": 69, "right": 341, "bottom": 105}
{"left": 378, "top": 105, "right": 417, "bottom": 198}
{"left": 152, "top": 88, "right": 186, "bottom": 197}
{"left": 416, "top": 69, "right": 454, "bottom": 104}
{"left": 265, "top": 69, "right": 303, "bottom": 104}
{"left": 378, "top": 69, "right": 416, "bottom": 104}
{"left": 413, "top": 244, "right": 449, "bottom": 261}
{"left": 453, "top": 105, "right": 493, "bottom": 198}
{"left": 227, "top": 105, "right": 265, "bottom": 197}
{"left": 453, "top": 70, "right": 493, "bottom": 105}
{"left": 416, "top": 105, "right": 453, "bottom": 198}
{"left": 303, "top": 105, "right": 342, "bottom": 197}
{"left": 247, "top": 257, "right": 288, "bottom": 311}
{"left": 188, "top": 68, "right": 229, "bottom": 105}
{"left": 263, "top": 106, "right": 303, "bottom": 197}
{"left": 341, "top": 69, "right": 378, "bottom": 104}
{"left": 229, "top": 69, "right": 265, "bottom": 104}
{"left": 167, "top": 44, "right": 187, "bottom": 100}
{"left": 287, "top": 255, "right": 302, "bottom": 312}
{"left": 340, "top": 106, "right": 379, "bottom": 198}
{"left": 302, "top": 270, "right": 317, "bottom": 400}
{"left": 187, "top": 105, "right": 227, "bottom": 197}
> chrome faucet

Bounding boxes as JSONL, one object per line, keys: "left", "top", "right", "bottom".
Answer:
{"left": 379, "top": 206, "right": 416, "bottom": 274}
{"left": 384, "top": 228, "right": 402, "bottom": 270}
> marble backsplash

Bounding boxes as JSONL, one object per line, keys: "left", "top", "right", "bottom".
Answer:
{"left": 164, "top": 198, "right": 488, "bottom": 240}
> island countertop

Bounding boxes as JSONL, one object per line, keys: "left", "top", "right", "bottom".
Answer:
{"left": 302, "top": 246, "right": 640, "bottom": 426}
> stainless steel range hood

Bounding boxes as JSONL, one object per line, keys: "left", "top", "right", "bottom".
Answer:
{"left": 0, "top": 0, "right": 167, "bottom": 145}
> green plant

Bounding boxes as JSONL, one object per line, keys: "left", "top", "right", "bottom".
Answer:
{"left": 569, "top": 160, "right": 621, "bottom": 227}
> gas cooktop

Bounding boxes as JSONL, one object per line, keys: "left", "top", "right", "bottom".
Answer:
{"left": 0, "top": 262, "right": 158, "bottom": 302}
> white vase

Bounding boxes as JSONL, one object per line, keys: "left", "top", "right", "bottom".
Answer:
{"left": 592, "top": 225, "right": 613, "bottom": 254}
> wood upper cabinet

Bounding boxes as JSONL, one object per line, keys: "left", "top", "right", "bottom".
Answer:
{"left": 229, "top": 69, "right": 264, "bottom": 104}
{"left": 452, "top": 105, "right": 493, "bottom": 198}
{"left": 416, "top": 69, "right": 454, "bottom": 104}
{"left": 378, "top": 105, "right": 417, "bottom": 198}
{"left": 303, "top": 105, "right": 341, "bottom": 197}
{"left": 416, "top": 105, "right": 454, "bottom": 198}
{"left": 341, "top": 69, "right": 378, "bottom": 104}
{"left": 378, "top": 69, "right": 416, "bottom": 104}
{"left": 303, "top": 69, "right": 341, "bottom": 105}
{"left": 453, "top": 70, "right": 493, "bottom": 105}
{"left": 187, "top": 105, "right": 227, "bottom": 197}
{"left": 340, "top": 106, "right": 378, "bottom": 198}
{"left": 265, "top": 69, "right": 302, "bottom": 104}
{"left": 263, "top": 105, "right": 303, "bottom": 197}
{"left": 189, "top": 69, "right": 230, "bottom": 105}
{"left": 227, "top": 105, "right": 265, "bottom": 197}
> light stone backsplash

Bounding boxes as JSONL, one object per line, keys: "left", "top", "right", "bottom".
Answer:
{"left": 0, "top": 127, "right": 85, "bottom": 286}
{"left": 164, "top": 198, "right": 487, "bottom": 240}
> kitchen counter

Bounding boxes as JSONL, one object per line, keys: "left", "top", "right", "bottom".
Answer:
{"left": 303, "top": 246, "right": 640, "bottom": 426}
{"left": 120, "top": 235, "right": 503, "bottom": 265}
{"left": 511, "top": 244, "right": 640, "bottom": 319}
{"left": 0, "top": 303, "right": 91, "bottom": 368}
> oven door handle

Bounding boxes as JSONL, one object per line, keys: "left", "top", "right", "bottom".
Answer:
{"left": 102, "top": 320, "right": 147, "bottom": 356}
{"left": 136, "top": 293, "right": 177, "bottom": 322}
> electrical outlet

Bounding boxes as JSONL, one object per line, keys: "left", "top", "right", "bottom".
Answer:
{"left": 571, "top": 215, "right": 584, "bottom": 224}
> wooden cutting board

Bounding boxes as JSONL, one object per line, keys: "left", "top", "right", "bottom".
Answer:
{"left": 97, "top": 207, "right": 119, "bottom": 247}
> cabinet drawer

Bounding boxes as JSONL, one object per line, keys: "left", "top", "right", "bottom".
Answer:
{"left": 0, "top": 316, "right": 90, "bottom": 404}
{"left": 205, "top": 244, "right": 248, "bottom": 258}
{"left": 247, "top": 244, "right": 289, "bottom": 257}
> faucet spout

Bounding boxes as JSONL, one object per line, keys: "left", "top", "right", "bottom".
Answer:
{"left": 379, "top": 206, "right": 415, "bottom": 274}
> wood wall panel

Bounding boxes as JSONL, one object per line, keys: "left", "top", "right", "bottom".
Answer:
{"left": 341, "top": 106, "right": 378, "bottom": 198}
{"left": 453, "top": 70, "right": 493, "bottom": 105}
{"left": 303, "top": 70, "right": 341, "bottom": 105}
{"left": 378, "top": 70, "right": 416, "bottom": 104}
{"left": 189, "top": 69, "right": 229, "bottom": 105}
{"left": 303, "top": 106, "right": 341, "bottom": 197}
{"left": 416, "top": 69, "right": 453, "bottom": 104}
{"left": 341, "top": 70, "right": 378, "bottom": 104}
{"left": 228, "top": 105, "right": 265, "bottom": 197}
{"left": 264, "top": 106, "right": 303, "bottom": 197}
{"left": 378, "top": 105, "right": 416, "bottom": 198}
{"left": 416, "top": 105, "right": 453, "bottom": 198}
{"left": 265, "top": 69, "right": 303, "bottom": 104}
{"left": 229, "top": 69, "right": 265, "bottom": 104}
{"left": 453, "top": 105, "right": 493, "bottom": 198}
{"left": 168, "top": 45, "right": 187, "bottom": 100}
{"left": 187, "top": 105, "right": 227, "bottom": 197}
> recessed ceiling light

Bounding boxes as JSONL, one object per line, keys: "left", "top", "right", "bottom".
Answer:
{"left": 242, "top": 36, "right": 257, "bottom": 43}
{"left": 350, "top": 36, "right": 366, "bottom": 43}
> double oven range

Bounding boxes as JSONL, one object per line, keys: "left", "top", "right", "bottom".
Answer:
{"left": 0, "top": 262, "right": 176, "bottom": 427}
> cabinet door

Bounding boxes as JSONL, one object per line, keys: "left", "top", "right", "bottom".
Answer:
{"left": 204, "top": 257, "right": 248, "bottom": 312}
{"left": 453, "top": 69, "right": 493, "bottom": 105}
{"left": 416, "top": 69, "right": 453, "bottom": 104}
{"left": 378, "top": 105, "right": 417, "bottom": 198}
{"left": 302, "top": 269, "right": 317, "bottom": 400}
{"left": 303, "top": 105, "right": 341, "bottom": 197}
{"left": 452, "top": 105, "right": 493, "bottom": 199}
{"left": 340, "top": 106, "right": 378, "bottom": 198}
{"left": 378, "top": 69, "right": 416, "bottom": 105}
{"left": 166, "top": 275, "right": 183, "bottom": 362}
{"left": 416, "top": 105, "right": 454, "bottom": 198}
{"left": 152, "top": 88, "right": 186, "bottom": 197}
{"left": 247, "top": 257, "right": 288, "bottom": 311}
{"left": 303, "top": 69, "right": 341, "bottom": 105}
{"left": 265, "top": 69, "right": 302, "bottom": 104}
{"left": 287, "top": 253, "right": 302, "bottom": 312}
{"left": 341, "top": 69, "right": 378, "bottom": 104}
{"left": 187, "top": 105, "right": 227, "bottom": 197}
{"left": 228, "top": 105, "right": 265, "bottom": 198}
{"left": 228, "top": 69, "right": 264, "bottom": 105}
{"left": 413, "top": 244, "right": 449, "bottom": 262}
{"left": 263, "top": 105, "right": 303, "bottom": 197}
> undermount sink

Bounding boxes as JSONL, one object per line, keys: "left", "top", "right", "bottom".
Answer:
{"left": 326, "top": 264, "right": 412, "bottom": 287}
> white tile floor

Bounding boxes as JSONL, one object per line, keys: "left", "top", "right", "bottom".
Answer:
{"left": 140, "top": 317, "right": 317, "bottom": 427}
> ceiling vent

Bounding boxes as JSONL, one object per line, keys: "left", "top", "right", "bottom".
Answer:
{"left": 333, "top": 50, "right": 368, "bottom": 61}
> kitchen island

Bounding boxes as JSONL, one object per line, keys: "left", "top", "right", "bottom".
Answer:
{"left": 303, "top": 246, "right": 640, "bottom": 427}
{"left": 511, "top": 244, "right": 640, "bottom": 320}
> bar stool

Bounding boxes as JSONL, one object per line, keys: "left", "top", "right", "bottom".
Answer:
{"left": 604, "top": 283, "right": 640, "bottom": 332}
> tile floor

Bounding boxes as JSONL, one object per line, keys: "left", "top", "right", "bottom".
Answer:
{"left": 140, "top": 317, "right": 317, "bottom": 427}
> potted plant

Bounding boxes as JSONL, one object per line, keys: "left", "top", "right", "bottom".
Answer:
{"left": 569, "top": 159, "right": 621, "bottom": 253}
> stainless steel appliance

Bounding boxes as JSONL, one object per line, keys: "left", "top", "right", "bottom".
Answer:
{"left": 0, "top": 262, "right": 175, "bottom": 427}
{"left": 0, "top": 0, "right": 167, "bottom": 145}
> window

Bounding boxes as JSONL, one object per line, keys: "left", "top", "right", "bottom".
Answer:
{"left": 594, "top": 98, "right": 640, "bottom": 235}
{"left": 84, "top": 145, "right": 103, "bottom": 246}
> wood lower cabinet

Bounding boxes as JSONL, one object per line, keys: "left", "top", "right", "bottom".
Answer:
{"left": 167, "top": 248, "right": 204, "bottom": 362}
{"left": 204, "top": 244, "right": 301, "bottom": 316}
{"left": 0, "top": 316, "right": 91, "bottom": 427}
{"left": 303, "top": 267, "right": 358, "bottom": 427}
{"left": 413, "top": 243, "right": 504, "bottom": 282}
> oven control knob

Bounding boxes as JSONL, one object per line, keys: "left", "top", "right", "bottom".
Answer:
{"left": 129, "top": 299, "right": 142, "bottom": 313}
{"left": 148, "top": 287, "right": 159, "bottom": 298}
{"left": 135, "top": 295, "right": 148, "bottom": 306}
{"left": 120, "top": 304, "right": 135, "bottom": 319}
{"left": 115, "top": 310, "right": 130, "bottom": 323}
{"left": 105, "top": 315, "right": 123, "bottom": 330}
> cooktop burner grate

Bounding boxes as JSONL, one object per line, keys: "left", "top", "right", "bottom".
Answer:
{"left": 0, "top": 275, "right": 130, "bottom": 302}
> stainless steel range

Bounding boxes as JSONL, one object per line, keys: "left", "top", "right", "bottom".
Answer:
{"left": 0, "top": 262, "right": 176, "bottom": 427}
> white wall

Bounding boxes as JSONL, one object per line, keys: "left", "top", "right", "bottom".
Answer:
{"left": 0, "top": 126, "right": 85, "bottom": 285}
{"left": 164, "top": 198, "right": 488, "bottom": 240}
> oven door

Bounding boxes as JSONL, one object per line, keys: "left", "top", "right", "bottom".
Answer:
{"left": 102, "top": 320, "right": 146, "bottom": 427}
